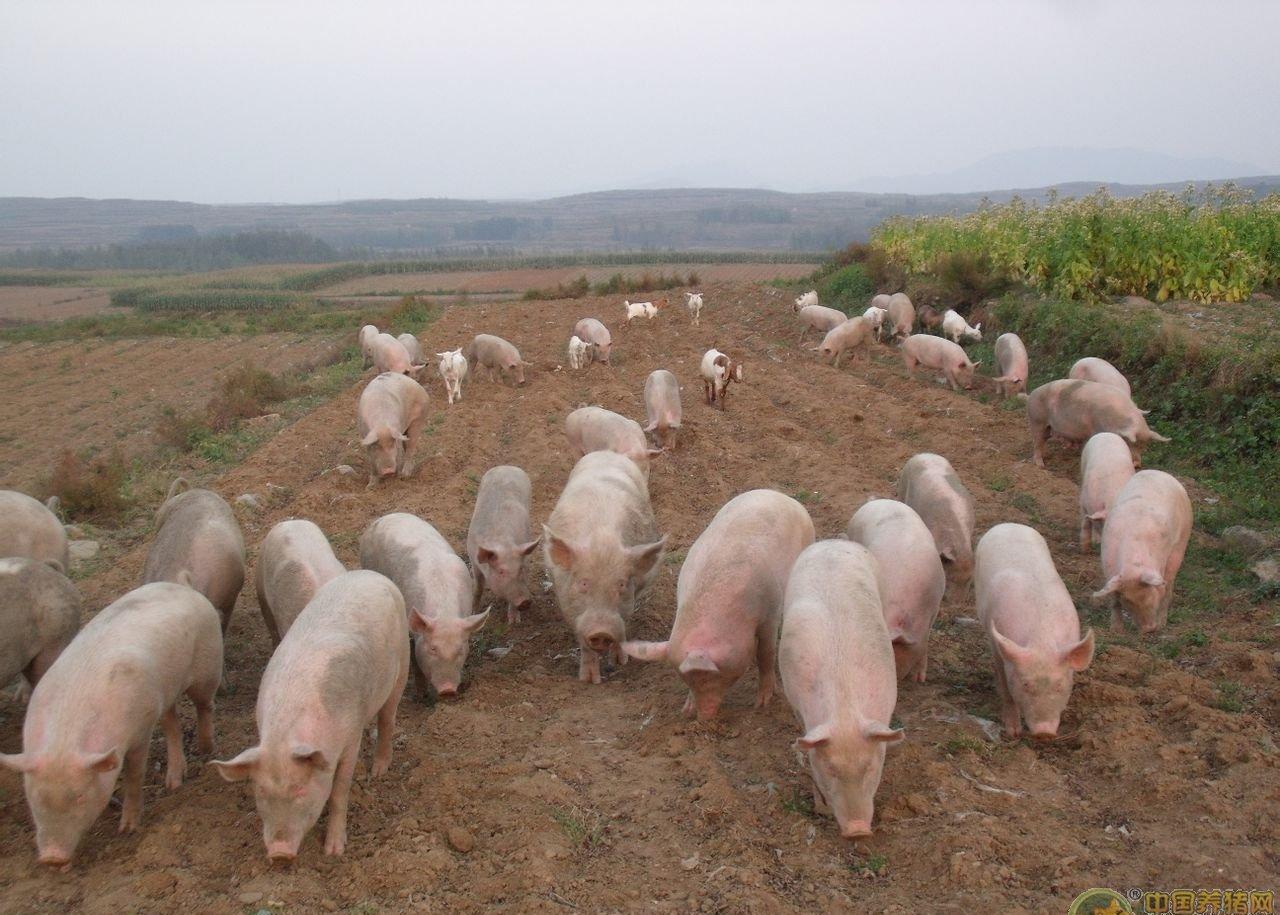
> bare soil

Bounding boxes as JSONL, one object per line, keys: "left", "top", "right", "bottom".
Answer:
{"left": 0, "top": 283, "right": 1275, "bottom": 914}
{"left": 0, "top": 287, "right": 113, "bottom": 323}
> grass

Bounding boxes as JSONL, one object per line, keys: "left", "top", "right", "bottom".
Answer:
{"left": 791, "top": 488, "right": 822, "bottom": 505}
{"left": 941, "top": 736, "right": 987, "bottom": 756}
{"left": 1154, "top": 628, "right": 1209, "bottom": 660}
{"left": 985, "top": 472, "right": 1011, "bottom": 493}
{"left": 521, "top": 269, "right": 701, "bottom": 301}
{"left": 852, "top": 853, "right": 889, "bottom": 877}
{"left": 551, "top": 805, "right": 608, "bottom": 851}
{"left": 1213, "top": 680, "right": 1245, "bottom": 713}
{"left": 41, "top": 449, "right": 130, "bottom": 520}
{"left": 1008, "top": 491, "right": 1042, "bottom": 522}
{"left": 780, "top": 786, "right": 815, "bottom": 818}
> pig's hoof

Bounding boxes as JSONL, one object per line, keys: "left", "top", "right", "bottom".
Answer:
{"left": 118, "top": 814, "right": 140, "bottom": 834}
{"left": 371, "top": 757, "right": 390, "bottom": 778}
{"left": 324, "top": 835, "right": 346, "bottom": 856}
{"left": 165, "top": 771, "right": 184, "bottom": 791}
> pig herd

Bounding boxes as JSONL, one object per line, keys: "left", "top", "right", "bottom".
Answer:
{"left": 0, "top": 286, "right": 1191, "bottom": 866}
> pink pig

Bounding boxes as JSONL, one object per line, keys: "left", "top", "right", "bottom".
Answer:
{"left": 565, "top": 406, "right": 662, "bottom": 478}
{"left": 896, "top": 453, "right": 975, "bottom": 593}
{"left": 467, "top": 466, "right": 540, "bottom": 625}
{"left": 1026, "top": 378, "right": 1168, "bottom": 468}
{"left": 465, "top": 333, "right": 530, "bottom": 385}
{"left": 643, "top": 369, "right": 682, "bottom": 451}
{"left": 1069, "top": 356, "right": 1132, "bottom": 398}
{"left": 0, "top": 491, "right": 69, "bottom": 572}
{"left": 796, "top": 305, "right": 847, "bottom": 343}
{"left": 992, "top": 333, "right": 1029, "bottom": 397}
{"left": 813, "top": 316, "right": 874, "bottom": 368}
{"left": 1077, "top": 432, "right": 1136, "bottom": 552}
{"left": 369, "top": 332, "right": 425, "bottom": 379}
{"left": 572, "top": 318, "right": 613, "bottom": 364}
{"left": 900, "top": 334, "right": 980, "bottom": 391}
{"left": 255, "top": 519, "right": 346, "bottom": 645}
{"left": 356, "top": 371, "right": 430, "bottom": 487}
{"left": 779, "top": 539, "right": 903, "bottom": 838}
{"left": 624, "top": 489, "right": 814, "bottom": 719}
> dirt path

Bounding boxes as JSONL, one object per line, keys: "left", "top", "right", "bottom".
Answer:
{"left": 0, "top": 283, "right": 1275, "bottom": 913}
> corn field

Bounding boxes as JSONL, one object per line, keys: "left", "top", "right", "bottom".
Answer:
{"left": 874, "top": 185, "right": 1280, "bottom": 303}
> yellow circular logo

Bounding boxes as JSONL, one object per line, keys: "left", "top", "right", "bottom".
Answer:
{"left": 1067, "top": 889, "right": 1134, "bottom": 915}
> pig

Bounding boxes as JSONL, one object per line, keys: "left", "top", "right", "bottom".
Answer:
{"left": 869, "top": 293, "right": 892, "bottom": 311}
{"left": 624, "top": 489, "right": 814, "bottom": 718}
{"left": 814, "top": 315, "right": 874, "bottom": 368}
{"left": 975, "top": 523, "right": 1095, "bottom": 739}
{"left": 941, "top": 308, "right": 982, "bottom": 343}
{"left": 796, "top": 304, "right": 847, "bottom": 343}
{"left": 369, "top": 332, "right": 425, "bottom": 379}
{"left": 1069, "top": 356, "right": 1132, "bottom": 398}
{"left": 643, "top": 369, "right": 682, "bottom": 450}
{"left": 685, "top": 291, "right": 704, "bottom": 325}
{"left": 567, "top": 335, "right": 590, "bottom": 370}
{"left": 846, "top": 499, "right": 945, "bottom": 682}
{"left": 359, "top": 514, "right": 486, "bottom": 698}
{"left": 700, "top": 348, "right": 744, "bottom": 410}
{"left": 255, "top": 519, "right": 346, "bottom": 646}
{"left": 467, "top": 466, "right": 540, "bottom": 625}
{"left": 566, "top": 406, "right": 662, "bottom": 478}
{"left": 886, "top": 292, "right": 914, "bottom": 340}
{"left": 358, "top": 324, "right": 378, "bottom": 366}
{"left": 356, "top": 371, "right": 430, "bottom": 487}
{"left": 0, "top": 490, "right": 69, "bottom": 572}
{"left": 396, "top": 332, "right": 425, "bottom": 365}
{"left": 1091, "top": 470, "right": 1192, "bottom": 634}
{"left": 572, "top": 318, "right": 613, "bottom": 364}
{"left": 779, "top": 539, "right": 903, "bottom": 837}
{"left": 435, "top": 348, "right": 468, "bottom": 404}
{"left": 992, "top": 332, "right": 1029, "bottom": 397}
{"left": 543, "top": 451, "right": 667, "bottom": 684}
{"left": 1026, "top": 378, "right": 1169, "bottom": 468}
{"left": 0, "top": 557, "right": 80, "bottom": 691}
{"left": 896, "top": 453, "right": 975, "bottom": 592}
{"left": 464, "top": 333, "right": 529, "bottom": 385}
{"left": 899, "top": 334, "right": 980, "bottom": 391}
{"left": 916, "top": 303, "right": 943, "bottom": 332}
{"left": 141, "top": 478, "right": 245, "bottom": 634}
{"left": 793, "top": 290, "right": 820, "bottom": 311}
{"left": 1, "top": 582, "right": 222, "bottom": 865}
{"left": 211, "top": 570, "right": 408, "bottom": 860}
{"left": 862, "top": 305, "right": 887, "bottom": 341}
{"left": 1077, "top": 432, "right": 1136, "bottom": 552}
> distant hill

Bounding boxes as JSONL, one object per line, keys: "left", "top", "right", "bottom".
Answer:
{"left": 2, "top": 176, "right": 1278, "bottom": 254}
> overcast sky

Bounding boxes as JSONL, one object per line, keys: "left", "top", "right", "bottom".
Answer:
{"left": 2, "top": 0, "right": 1276, "bottom": 203}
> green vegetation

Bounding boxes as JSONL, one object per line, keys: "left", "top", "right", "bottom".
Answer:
{"left": 1155, "top": 628, "right": 1209, "bottom": 660}
{"left": 780, "top": 786, "right": 815, "bottom": 817}
{"left": 551, "top": 806, "right": 608, "bottom": 850}
{"left": 521, "top": 269, "right": 701, "bottom": 301}
{"left": 111, "top": 288, "right": 310, "bottom": 312}
{"left": 815, "top": 263, "right": 874, "bottom": 314}
{"left": 1213, "top": 680, "right": 1245, "bottom": 713}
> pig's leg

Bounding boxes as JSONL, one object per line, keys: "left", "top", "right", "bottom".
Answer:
{"left": 323, "top": 741, "right": 360, "bottom": 856}
{"left": 371, "top": 685, "right": 402, "bottom": 779}
{"left": 833, "top": 348, "right": 843, "bottom": 369}
{"left": 160, "top": 706, "right": 186, "bottom": 791}
{"left": 1029, "top": 420, "right": 1049, "bottom": 468}
{"left": 753, "top": 618, "right": 778, "bottom": 709}
{"left": 915, "top": 646, "right": 929, "bottom": 684}
{"left": 578, "top": 645, "right": 602, "bottom": 685}
{"left": 901, "top": 353, "right": 917, "bottom": 375}
{"left": 945, "top": 369, "right": 961, "bottom": 392}
{"left": 398, "top": 419, "right": 423, "bottom": 479}
{"left": 1079, "top": 514, "right": 1092, "bottom": 552}
{"left": 682, "top": 691, "right": 696, "bottom": 718}
{"left": 189, "top": 674, "right": 219, "bottom": 754}
{"left": 797, "top": 325, "right": 810, "bottom": 344}
{"left": 119, "top": 742, "right": 149, "bottom": 832}
{"left": 992, "top": 656, "right": 1021, "bottom": 739}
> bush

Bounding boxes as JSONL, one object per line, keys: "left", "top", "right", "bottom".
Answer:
{"left": 523, "top": 275, "right": 591, "bottom": 301}
{"left": 817, "top": 263, "right": 875, "bottom": 314}
{"left": 155, "top": 407, "right": 210, "bottom": 452}
{"left": 933, "top": 250, "right": 1011, "bottom": 309}
{"left": 42, "top": 449, "right": 130, "bottom": 520}
{"left": 206, "top": 364, "right": 295, "bottom": 432}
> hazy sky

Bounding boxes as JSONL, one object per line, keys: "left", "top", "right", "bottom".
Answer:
{"left": 2, "top": 0, "right": 1276, "bottom": 203}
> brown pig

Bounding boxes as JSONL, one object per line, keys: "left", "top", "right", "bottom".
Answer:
{"left": 0, "top": 557, "right": 81, "bottom": 691}
{"left": 1091, "top": 470, "right": 1192, "bottom": 634}
{"left": 212, "top": 570, "right": 408, "bottom": 861}
{"left": 467, "top": 466, "right": 540, "bottom": 625}
{"left": 572, "top": 318, "right": 613, "bottom": 364}
{"left": 1078, "top": 432, "right": 1135, "bottom": 552}
{"left": 779, "top": 540, "right": 902, "bottom": 837}
{"left": 356, "top": 371, "right": 430, "bottom": 487}
{"left": 369, "top": 332, "right": 425, "bottom": 379}
{"left": 543, "top": 452, "right": 667, "bottom": 684}
{"left": 1069, "top": 356, "right": 1132, "bottom": 398}
{"left": 847, "top": 499, "right": 945, "bottom": 682}
{"left": 141, "top": 479, "right": 245, "bottom": 634}
{"left": 886, "top": 292, "right": 915, "bottom": 340}
{"left": 896, "top": 453, "right": 975, "bottom": 592}
{"left": 1026, "top": 378, "right": 1168, "bottom": 468}
{"left": 814, "top": 315, "right": 874, "bottom": 368}
{"left": 0, "top": 491, "right": 69, "bottom": 572}
{"left": 976, "top": 523, "right": 1095, "bottom": 739}
{"left": 796, "top": 304, "right": 847, "bottom": 343}
{"left": 360, "top": 514, "right": 486, "bottom": 698}
{"left": 643, "top": 369, "right": 682, "bottom": 450}
{"left": 465, "top": 333, "right": 530, "bottom": 385}
{"left": 917, "top": 303, "right": 943, "bottom": 331}
{"left": 992, "top": 332, "right": 1029, "bottom": 397}
{"left": 255, "top": 519, "right": 346, "bottom": 645}
{"left": 899, "top": 334, "right": 980, "bottom": 391}
{"left": 1, "top": 582, "right": 222, "bottom": 866}
{"left": 624, "top": 489, "right": 814, "bottom": 719}
{"left": 565, "top": 406, "right": 662, "bottom": 478}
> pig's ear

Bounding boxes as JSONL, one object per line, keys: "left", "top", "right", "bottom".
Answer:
{"left": 361, "top": 430, "right": 379, "bottom": 446}
{"left": 517, "top": 537, "right": 542, "bottom": 557}
{"left": 621, "top": 640, "right": 670, "bottom": 663}
{"left": 971, "top": 360, "right": 982, "bottom": 368}
{"left": 210, "top": 747, "right": 261, "bottom": 782}
{"left": 794, "top": 723, "right": 832, "bottom": 751}
{"left": 626, "top": 535, "right": 668, "bottom": 580}
{"left": 974, "top": 323, "right": 982, "bottom": 331}
{"left": 543, "top": 526, "right": 575, "bottom": 571}
{"left": 864, "top": 722, "right": 905, "bottom": 744}
{"left": 0, "top": 752, "right": 32, "bottom": 773}
{"left": 43, "top": 558, "right": 66, "bottom": 575}
{"left": 1145, "top": 430, "right": 1170, "bottom": 443}
{"left": 462, "top": 608, "right": 490, "bottom": 633}
{"left": 175, "top": 569, "right": 195, "bottom": 589}
{"left": 1063, "top": 628, "right": 1095, "bottom": 672}
{"left": 81, "top": 748, "right": 121, "bottom": 773}
{"left": 1138, "top": 569, "right": 1166, "bottom": 588}
{"left": 889, "top": 629, "right": 916, "bottom": 647}
{"left": 476, "top": 546, "right": 499, "bottom": 567}
{"left": 394, "top": 431, "right": 409, "bottom": 442}
{"left": 291, "top": 744, "right": 330, "bottom": 771}
{"left": 647, "top": 448, "right": 665, "bottom": 459}
{"left": 939, "top": 547, "right": 956, "bottom": 564}
{"left": 991, "top": 626, "right": 1029, "bottom": 664}
{"left": 1087, "top": 510, "right": 1107, "bottom": 522}
{"left": 1091, "top": 575, "right": 1121, "bottom": 603}
{"left": 409, "top": 607, "right": 437, "bottom": 635}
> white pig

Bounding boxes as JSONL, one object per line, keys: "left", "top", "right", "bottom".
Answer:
{"left": 1, "top": 582, "right": 222, "bottom": 866}
{"left": 572, "top": 318, "right": 612, "bottom": 364}
{"left": 358, "top": 324, "right": 378, "bottom": 366}
{"left": 886, "top": 292, "right": 915, "bottom": 340}
{"left": 396, "top": 333, "right": 425, "bottom": 365}
{"left": 624, "top": 490, "right": 814, "bottom": 719}
{"left": 0, "top": 490, "right": 69, "bottom": 572}
{"left": 1069, "top": 356, "right": 1132, "bottom": 398}
{"left": 255, "top": 519, "right": 346, "bottom": 646}
{"left": 899, "top": 334, "right": 980, "bottom": 391}
{"left": 359, "top": 514, "right": 486, "bottom": 698}
{"left": 435, "top": 348, "right": 468, "bottom": 405}
{"left": 0, "top": 557, "right": 81, "bottom": 690}
{"left": 1026, "top": 378, "right": 1168, "bottom": 468}
{"left": 565, "top": 406, "right": 662, "bottom": 478}
{"left": 1091, "top": 470, "right": 1192, "bottom": 634}
{"left": 847, "top": 499, "right": 945, "bottom": 682}
{"left": 467, "top": 466, "right": 540, "bottom": 625}
{"left": 1078, "top": 432, "right": 1136, "bottom": 552}
{"left": 643, "top": 369, "right": 682, "bottom": 450}
{"left": 814, "top": 315, "right": 874, "bottom": 368}
{"left": 896, "top": 453, "right": 975, "bottom": 592}
{"left": 356, "top": 371, "right": 430, "bottom": 487}
{"left": 975, "top": 523, "right": 1095, "bottom": 739}
{"left": 796, "top": 304, "right": 847, "bottom": 343}
{"left": 941, "top": 308, "right": 982, "bottom": 343}
{"left": 369, "top": 332, "right": 425, "bottom": 379}
{"left": 779, "top": 539, "right": 902, "bottom": 838}
{"left": 212, "top": 570, "right": 409, "bottom": 861}
{"left": 992, "top": 332, "right": 1029, "bottom": 397}
{"left": 464, "top": 333, "right": 529, "bottom": 385}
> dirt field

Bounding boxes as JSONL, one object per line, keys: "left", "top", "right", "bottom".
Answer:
{"left": 319, "top": 263, "right": 818, "bottom": 295}
{"left": 0, "top": 286, "right": 113, "bottom": 323}
{"left": 0, "top": 283, "right": 1275, "bottom": 913}
{"left": 0, "top": 334, "right": 335, "bottom": 491}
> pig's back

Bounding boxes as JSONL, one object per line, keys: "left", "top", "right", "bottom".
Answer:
{"left": 469, "top": 466, "right": 532, "bottom": 551}
{"left": 0, "top": 558, "right": 80, "bottom": 684}
{"left": 143, "top": 491, "right": 243, "bottom": 582}
{"left": 995, "top": 334, "right": 1027, "bottom": 374}
{"left": 0, "top": 491, "right": 69, "bottom": 570}
{"left": 974, "top": 524, "right": 1076, "bottom": 646}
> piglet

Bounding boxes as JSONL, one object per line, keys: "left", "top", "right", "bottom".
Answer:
{"left": 357, "top": 371, "right": 430, "bottom": 487}
{"left": 847, "top": 499, "right": 944, "bottom": 682}
{"left": 1026, "top": 378, "right": 1168, "bottom": 468}
{"left": 624, "top": 489, "right": 814, "bottom": 719}
{"left": 1077, "top": 432, "right": 1135, "bottom": 552}
{"left": 435, "top": 348, "right": 468, "bottom": 404}
{"left": 899, "top": 334, "right": 980, "bottom": 391}
{"left": 976, "top": 523, "right": 1095, "bottom": 739}
{"left": 1, "top": 581, "right": 222, "bottom": 865}
{"left": 212, "top": 570, "right": 409, "bottom": 860}
{"left": 1092, "top": 470, "right": 1192, "bottom": 634}
{"left": 255, "top": 519, "right": 346, "bottom": 645}
{"left": 0, "top": 490, "right": 69, "bottom": 571}
{"left": 941, "top": 308, "right": 981, "bottom": 343}
{"left": 360, "top": 514, "right": 486, "bottom": 698}
{"left": 992, "top": 332, "right": 1029, "bottom": 397}
{"left": 465, "top": 333, "right": 530, "bottom": 384}
{"left": 643, "top": 369, "right": 682, "bottom": 450}
{"left": 573, "top": 319, "right": 612, "bottom": 364}
{"left": 566, "top": 406, "right": 661, "bottom": 478}
{"left": 779, "top": 539, "right": 902, "bottom": 837}
{"left": 896, "top": 453, "right": 975, "bottom": 592}
{"left": 813, "top": 316, "right": 873, "bottom": 368}
{"left": 0, "top": 557, "right": 80, "bottom": 690}
{"left": 467, "top": 466, "right": 540, "bottom": 625}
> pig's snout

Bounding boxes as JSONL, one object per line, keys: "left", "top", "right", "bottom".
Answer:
{"left": 266, "top": 843, "right": 298, "bottom": 864}
{"left": 586, "top": 633, "right": 615, "bottom": 653}
{"left": 1028, "top": 721, "right": 1060, "bottom": 740}
{"left": 379, "top": 467, "right": 396, "bottom": 478}
{"left": 434, "top": 682, "right": 459, "bottom": 698}
{"left": 515, "top": 597, "right": 533, "bottom": 613}
{"left": 37, "top": 847, "right": 72, "bottom": 867}
{"left": 839, "top": 821, "right": 873, "bottom": 840}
